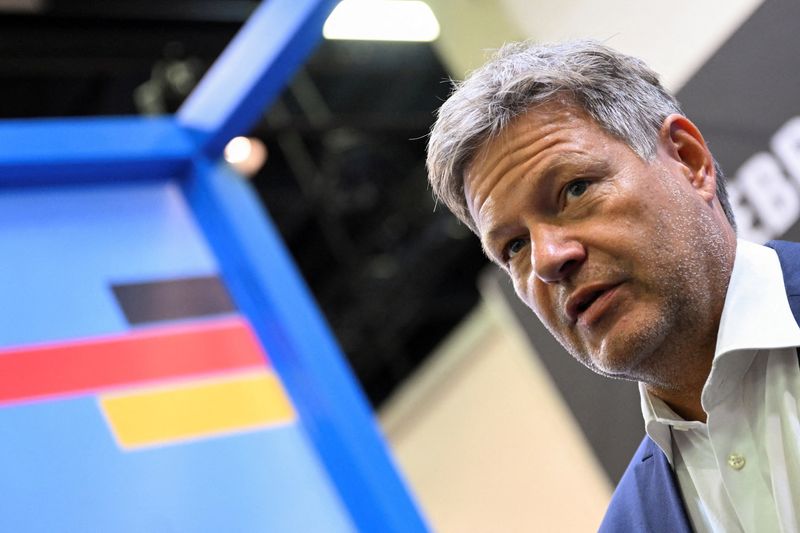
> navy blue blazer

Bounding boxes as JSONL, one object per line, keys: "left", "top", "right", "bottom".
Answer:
{"left": 599, "top": 240, "right": 800, "bottom": 532}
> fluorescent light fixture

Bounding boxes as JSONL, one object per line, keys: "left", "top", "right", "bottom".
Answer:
{"left": 323, "top": 0, "right": 440, "bottom": 42}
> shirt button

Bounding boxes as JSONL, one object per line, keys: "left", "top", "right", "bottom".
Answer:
{"left": 727, "top": 454, "right": 746, "bottom": 470}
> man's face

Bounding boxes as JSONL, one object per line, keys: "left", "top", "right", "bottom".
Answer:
{"left": 464, "top": 103, "right": 733, "bottom": 383}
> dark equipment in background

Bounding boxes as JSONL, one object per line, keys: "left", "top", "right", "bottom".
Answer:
{"left": 0, "top": 0, "right": 488, "bottom": 406}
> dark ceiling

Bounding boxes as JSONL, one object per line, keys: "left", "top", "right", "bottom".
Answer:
{"left": 0, "top": 0, "right": 489, "bottom": 407}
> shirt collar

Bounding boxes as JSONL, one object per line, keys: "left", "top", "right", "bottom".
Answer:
{"left": 714, "top": 239, "right": 800, "bottom": 355}
{"left": 640, "top": 239, "right": 800, "bottom": 463}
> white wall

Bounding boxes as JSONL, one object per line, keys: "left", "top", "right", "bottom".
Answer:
{"left": 428, "top": 0, "right": 763, "bottom": 90}
{"left": 381, "top": 289, "right": 611, "bottom": 532}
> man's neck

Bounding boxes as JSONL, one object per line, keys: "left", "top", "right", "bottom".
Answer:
{"left": 644, "top": 235, "right": 735, "bottom": 423}
{"left": 647, "top": 378, "right": 709, "bottom": 423}
{"left": 644, "top": 336, "right": 717, "bottom": 422}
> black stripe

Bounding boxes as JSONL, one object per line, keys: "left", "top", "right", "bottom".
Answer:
{"left": 112, "top": 275, "right": 236, "bottom": 325}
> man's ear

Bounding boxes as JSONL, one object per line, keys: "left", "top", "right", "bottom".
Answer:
{"left": 658, "top": 114, "right": 716, "bottom": 203}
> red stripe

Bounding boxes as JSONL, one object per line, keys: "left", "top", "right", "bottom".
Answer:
{"left": 0, "top": 316, "right": 268, "bottom": 405}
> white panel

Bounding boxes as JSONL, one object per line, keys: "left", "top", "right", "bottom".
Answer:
{"left": 381, "top": 298, "right": 611, "bottom": 533}
{"left": 498, "top": 0, "right": 763, "bottom": 90}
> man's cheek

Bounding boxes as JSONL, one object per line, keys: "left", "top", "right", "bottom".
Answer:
{"left": 510, "top": 277, "right": 530, "bottom": 308}
{"left": 518, "top": 285, "right": 541, "bottom": 317}
{"left": 529, "top": 295, "right": 558, "bottom": 329}
{"left": 510, "top": 275, "right": 561, "bottom": 330}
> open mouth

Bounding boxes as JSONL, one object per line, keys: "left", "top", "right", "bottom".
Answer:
{"left": 566, "top": 282, "right": 622, "bottom": 324}
{"left": 576, "top": 290, "right": 604, "bottom": 315}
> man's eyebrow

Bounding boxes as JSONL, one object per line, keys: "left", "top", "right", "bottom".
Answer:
{"left": 536, "top": 156, "right": 608, "bottom": 183}
{"left": 482, "top": 220, "right": 520, "bottom": 262}
{"left": 514, "top": 156, "right": 609, "bottom": 205}
{"left": 474, "top": 200, "right": 507, "bottom": 258}
{"left": 479, "top": 238, "right": 501, "bottom": 264}
{"left": 478, "top": 156, "right": 608, "bottom": 255}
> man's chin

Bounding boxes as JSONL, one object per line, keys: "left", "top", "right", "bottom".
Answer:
{"left": 584, "top": 328, "right": 670, "bottom": 381}
{"left": 573, "top": 307, "right": 674, "bottom": 377}
{"left": 562, "top": 342, "right": 641, "bottom": 380}
{"left": 586, "top": 355, "right": 644, "bottom": 381}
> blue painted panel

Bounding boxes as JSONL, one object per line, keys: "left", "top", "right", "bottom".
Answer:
{"left": 183, "top": 161, "right": 429, "bottom": 533}
{"left": 0, "top": 179, "right": 358, "bottom": 532}
{"left": 0, "top": 181, "right": 218, "bottom": 347}
{"left": 177, "top": 0, "right": 338, "bottom": 158}
{"left": 0, "top": 396, "right": 355, "bottom": 533}
{"left": 0, "top": 117, "right": 194, "bottom": 184}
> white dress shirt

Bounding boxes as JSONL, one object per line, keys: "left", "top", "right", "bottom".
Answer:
{"left": 640, "top": 239, "right": 800, "bottom": 533}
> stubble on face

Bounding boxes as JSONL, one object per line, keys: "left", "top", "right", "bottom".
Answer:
{"left": 465, "top": 103, "right": 736, "bottom": 395}
{"left": 548, "top": 166, "right": 734, "bottom": 391}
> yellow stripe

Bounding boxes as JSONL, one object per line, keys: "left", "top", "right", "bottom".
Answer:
{"left": 100, "top": 372, "right": 295, "bottom": 449}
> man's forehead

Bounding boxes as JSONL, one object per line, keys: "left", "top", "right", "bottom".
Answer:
{"left": 463, "top": 103, "right": 604, "bottom": 210}
{"left": 467, "top": 103, "right": 599, "bottom": 172}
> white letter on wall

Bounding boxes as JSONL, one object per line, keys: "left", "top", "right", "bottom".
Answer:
{"left": 772, "top": 116, "right": 800, "bottom": 188}
{"left": 727, "top": 181, "right": 770, "bottom": 243}
{"left": 736, "top": 152, "right": 799, "bottom": 237}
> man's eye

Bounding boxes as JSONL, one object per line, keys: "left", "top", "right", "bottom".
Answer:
{"left": 565, "top": 179, "right": 590, "bottom": 199}
{"left": 505, "top": 238, "right": 527, "bottom": 260}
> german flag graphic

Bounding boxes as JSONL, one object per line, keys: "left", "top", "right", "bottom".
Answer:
{"left": 0, "top": 316, "right": 295, "bottom": 450}
{"left": 0, "top": 184, "right": 356, "bottom": 532}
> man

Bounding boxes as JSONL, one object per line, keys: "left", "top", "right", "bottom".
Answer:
{"left": 426, "top": 40, "right": 800, "bottom": 532}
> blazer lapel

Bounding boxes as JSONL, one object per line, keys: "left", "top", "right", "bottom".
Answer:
{"left": 632, "top": 439, "right": 692, "bottom": 533}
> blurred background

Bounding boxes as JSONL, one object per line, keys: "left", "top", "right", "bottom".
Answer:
{"left": 1, "top": 0, "right": 781, "bottom": 529}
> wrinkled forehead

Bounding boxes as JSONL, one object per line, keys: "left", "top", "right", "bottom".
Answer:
{"left": 462, "top": 102, "right": 597, "bottom": 214}
{"left": 465, "top": 100, "right": 595, "bottom": 175}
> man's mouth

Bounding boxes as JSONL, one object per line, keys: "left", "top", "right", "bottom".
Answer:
{"left": 565, "top": 283, "right": 622, "bottom": 324}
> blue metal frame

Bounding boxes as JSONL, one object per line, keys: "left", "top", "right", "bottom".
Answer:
{"left": 0, "top": 0, "right": 429, "bottom": 531}
{"left": 183, "top": 161, "right": 428, "bottom": 532}
{"left": 0, "top": 117, "right": 193, "bottom": 184}
{"left": 177, "top": 0, "right": 340, "bottom": 159}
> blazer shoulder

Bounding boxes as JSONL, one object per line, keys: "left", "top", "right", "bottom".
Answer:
{"left": 766, "top": 239, "right": 800, "bottom": 270}
{"left": 598, "top": 437, "right": 656, "bottom": 532}
{"left": 599, "top": 437, "right": 691, "bottom": 533}
{"left": 766, "top": 240, "right": 800, "bottom": 318}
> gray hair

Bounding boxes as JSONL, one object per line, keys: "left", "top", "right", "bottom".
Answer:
{"left": 426, "top": 39, "right": 736, "bottom": 233}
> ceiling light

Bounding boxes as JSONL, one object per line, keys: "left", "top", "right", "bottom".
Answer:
{"left": 224, "top": 136, "right": 267, "bottom": 177}
{"left": 323, "top": 0, "right": 440, "bottom": 42}
{"left": 224, "top": 136, "right": 252, "bottom": 164}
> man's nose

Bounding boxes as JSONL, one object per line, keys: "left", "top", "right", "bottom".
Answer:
{"left": 531, "top": 228, "right": 585, "bottom": 283}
